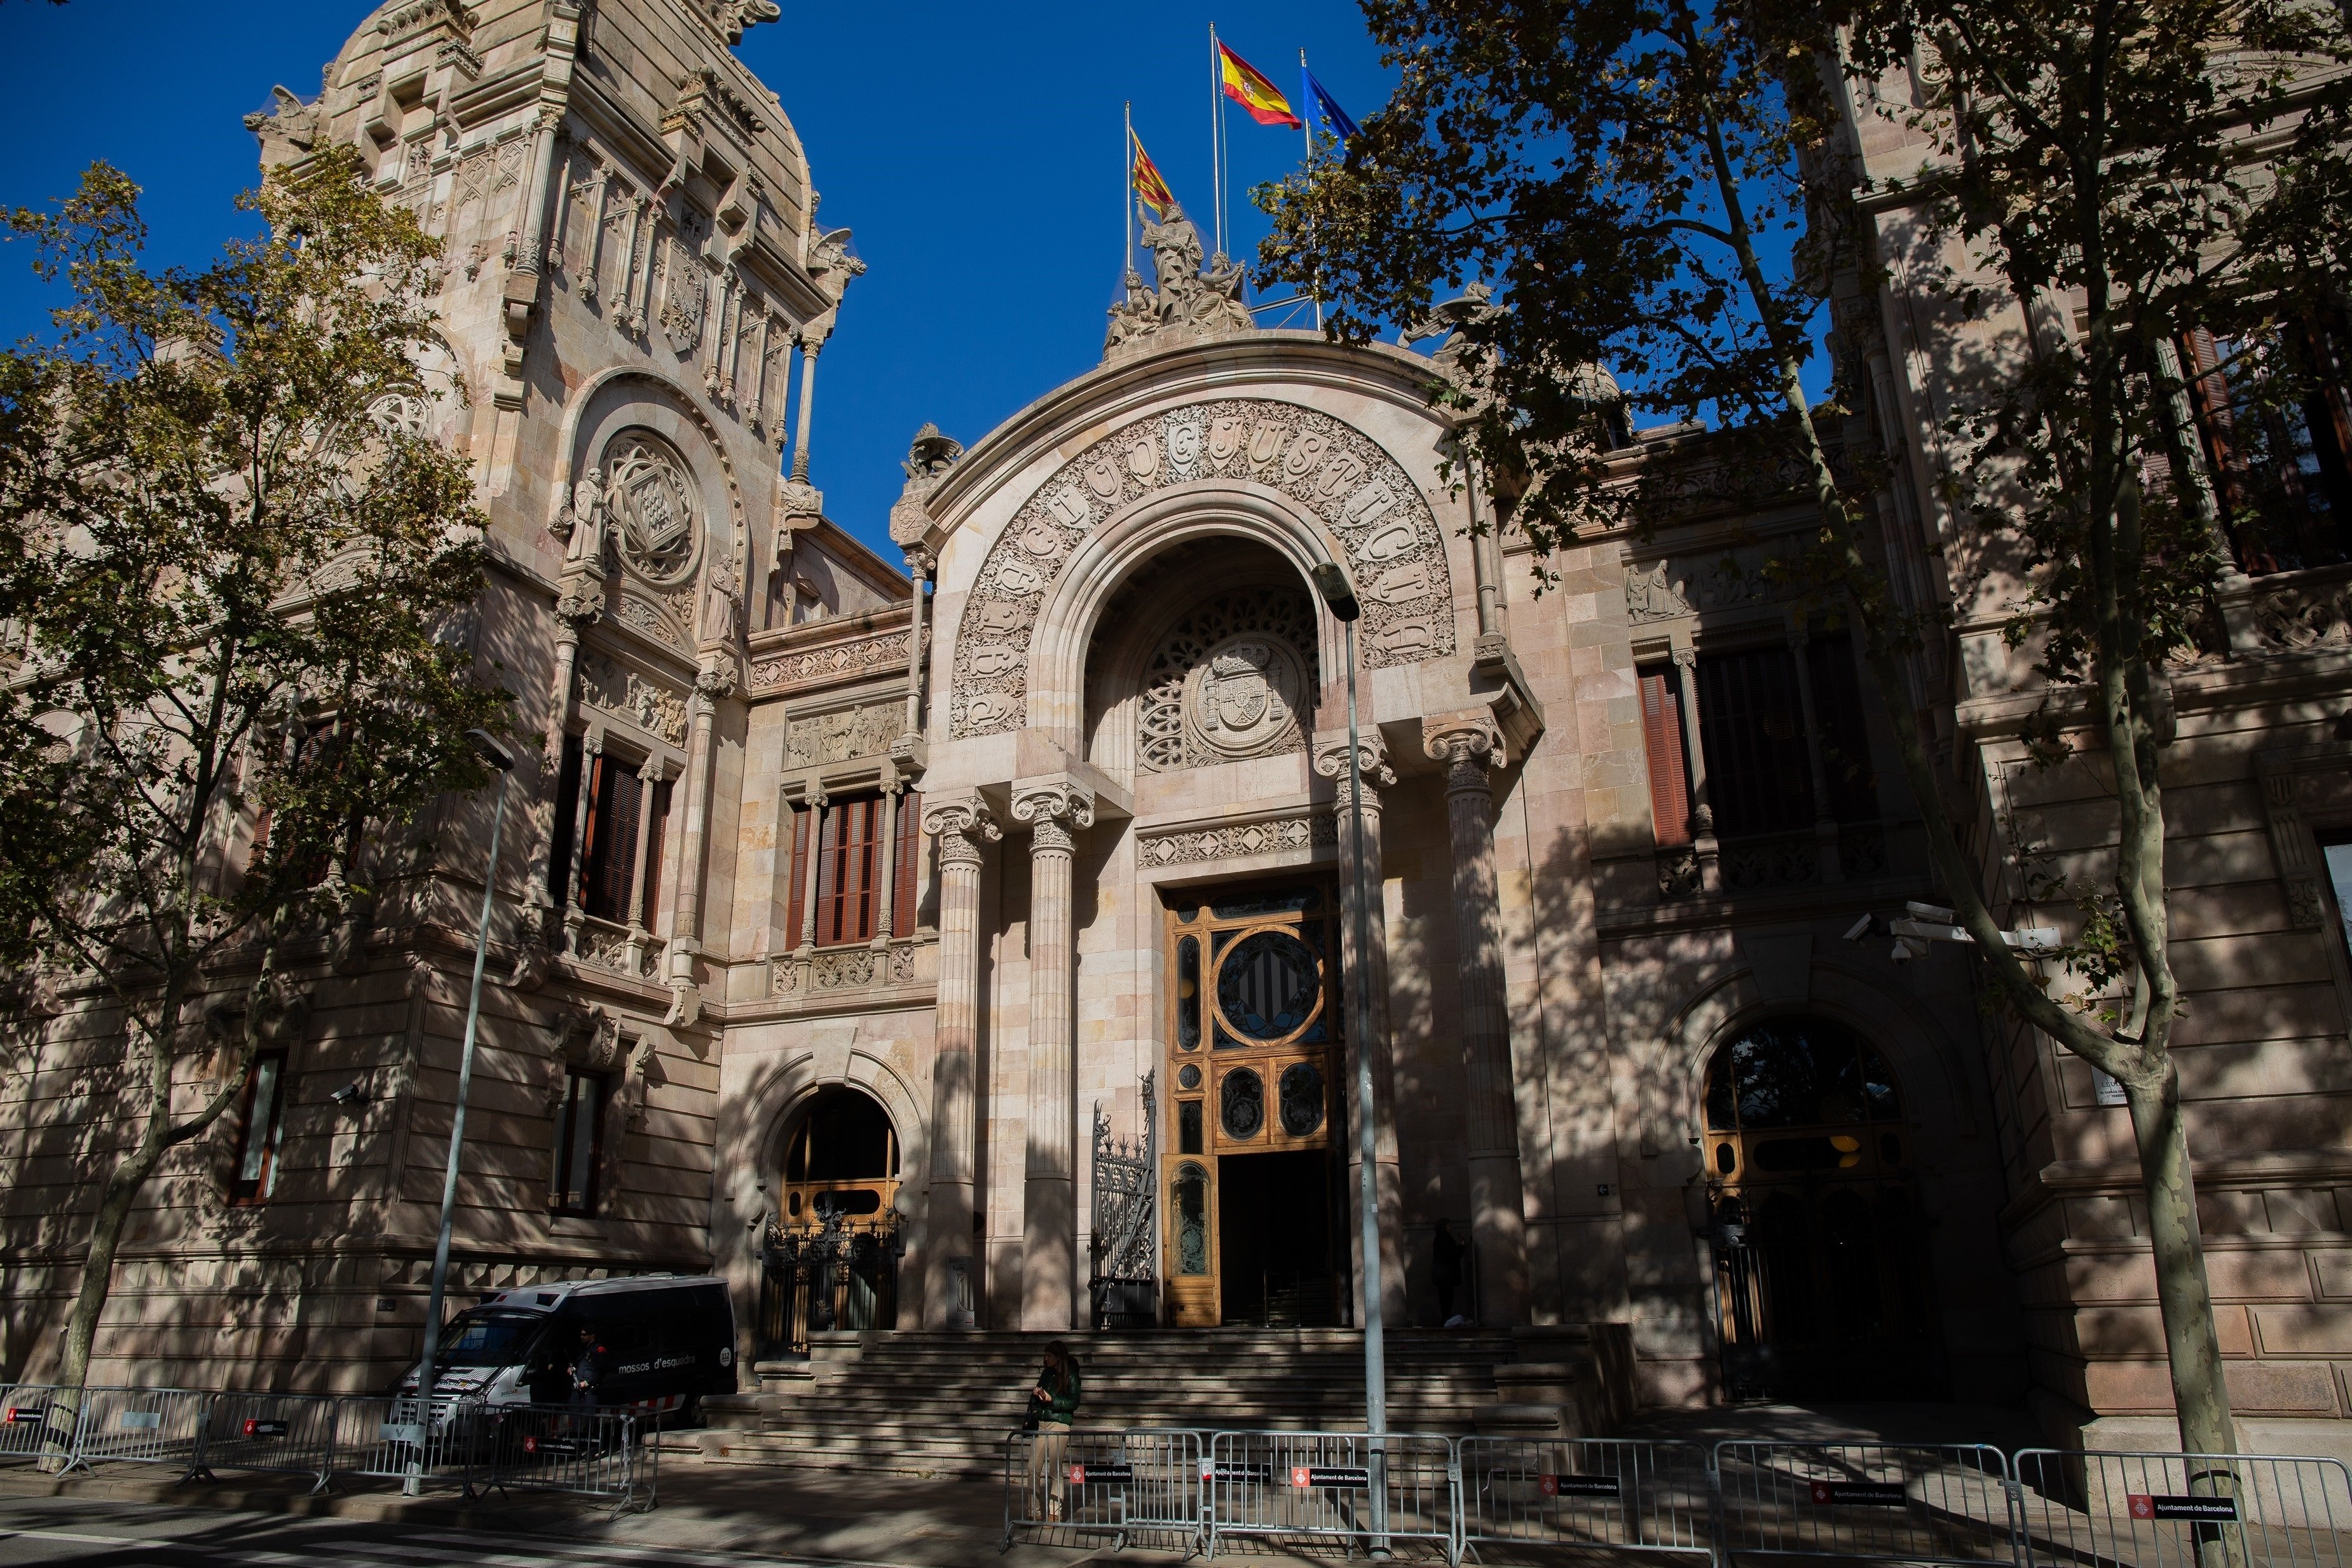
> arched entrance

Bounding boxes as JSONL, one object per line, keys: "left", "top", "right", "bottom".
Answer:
{"left": 756, "top": 1086, "right": 903, "bottom": 1356}
{"left": 1161, "top": 883, "right": 1346, "bottom": 1327}
{"left": 1702, "top": 1016, "right": 1943, "bottom": 1400}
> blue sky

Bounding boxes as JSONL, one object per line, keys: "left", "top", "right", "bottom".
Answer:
{"left": 0, "top": 1, "right": 1391, "bottom": 562}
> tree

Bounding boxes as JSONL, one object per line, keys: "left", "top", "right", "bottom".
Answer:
{"left": 0, "top": 146, "right": 510, "bottom": 1397}
{"left": 1259, "top": 0, "right": 2352, "bottom": 1466}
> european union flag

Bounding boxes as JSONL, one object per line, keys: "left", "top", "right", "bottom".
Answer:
{"left": 1303, "top": 69, "right": 1362, "bottom": 145}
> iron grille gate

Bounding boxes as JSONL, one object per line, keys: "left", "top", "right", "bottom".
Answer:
{"left": 1091, "top": 1070, "right": 1159, "bottom": 1328}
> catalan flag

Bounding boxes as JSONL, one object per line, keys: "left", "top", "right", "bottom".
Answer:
{"left": 1130, "top": 130, "right": 1179, "bottom": 221}
{"left": 1219, "top": 42, "right": 1302, "bottom": 129}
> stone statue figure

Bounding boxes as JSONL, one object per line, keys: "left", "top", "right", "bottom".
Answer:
{"left": 1102, "top": 272, "right": 1158, "bottom": 355}
{"left": 703, "top": 562, "right": 741, "bottom": 646}
{"left": 564, "top": 467, "right": 608, "bottom": 572}
{"left": 1142, "top": 212, "right": 1207, "bottom": 314}
{"left": 1102, "top": 210, "right": 1255, "bottom": 362}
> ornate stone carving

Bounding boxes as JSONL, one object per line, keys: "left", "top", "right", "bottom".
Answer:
{"left": 1625, "top": 559, "right": 1693, "bottom": 623}
{"left": 1311, "top": 732, "right": 1398, "bottom": 810}
{"left": 889, "top": 423, "right": 964, "bottom": 546}
{"left": 787, "top": 702, "right": 900, "bottom": 767}
{"left": 1425, "top": 714, "right": 1505, "bottom": 790}
{"left": 605, "top": 434, "right": 700, "bottom": 587}
{"left": 812, "top": 947, "right": 877, "bottom": 989}
{"left": 659, "top": 221, "right": 709, "bottom": 354}
{"left": 1140, "top": 587, "right": 1318, "bottom": 773}
{"left": 2252, "top": 576, "right": 2352, "bottom": 650}
{"left": 579, "top": 653, "right": 687, "bottom": 744}
{"left": 924, "top": 796, "right": 1002, "bottom": 867}
{"left": 748, "top": 628, "right": 913, "bottom": 695}
{"left": 1011, "top": 780, "right": 1096, "bottom": 854}
{"left": 1137, "top": 812, "right": 1337, "bottom": 868}
{"left": 952, "top": 399, "right": 1455, "bottom": 739}
{"left": 1103, "top": 209, "right": 1254, "bottom": 360}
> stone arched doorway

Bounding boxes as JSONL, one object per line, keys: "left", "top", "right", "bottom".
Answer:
{"left": 1702, "top": 1015, "right": 1943, "bottom": 1400}
{"left": 756, "top": 1086, "right": 905, "bottom": 1356}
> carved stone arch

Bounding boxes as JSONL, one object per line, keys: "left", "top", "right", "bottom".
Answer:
{"left": 550, "top": 367, "right": 750, "bottom": 638}
{"left": 1662, "top": 962, "right": 1979, "bottom": 1162}
{"left": 948, "top": 397, "right": 1458, "bottom": 746}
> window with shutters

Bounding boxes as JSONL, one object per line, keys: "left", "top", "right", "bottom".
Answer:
{"left": 785, "top": 791, "right": 922, "bottom": 948}
{"left": 2181, "top": 320, "right": 2352, "bottom": 575}
{"left": 547, "top": 737, "right": 669, "bottom": 925}
{"left": 1697, "top": 646, "right": 1815, "bottom": 837}
{"left": 229, "top": 1051, "right": 289, "bottom": 1205}
{"left": 1638, "top": 664, "right": 1695, "bottom": 846}
{"left": 549, "top": 1068, "right": 608, "bottom": 1217}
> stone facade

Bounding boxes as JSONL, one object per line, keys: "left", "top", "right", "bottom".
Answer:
{"left": 0, "top": 0, "right": 2346, "bottom": 1456}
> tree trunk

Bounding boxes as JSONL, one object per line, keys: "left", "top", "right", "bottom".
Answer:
{"left": 2125, "top": 1060, "right": 2239, "bottom": 1455}
{"left": 40, "top": 1137, "right": 162, "bottom": 1470}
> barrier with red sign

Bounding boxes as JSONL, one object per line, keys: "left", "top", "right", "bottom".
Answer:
{"left": 57, "top": 1387, "right": 210, "bottom": 1480}
{"left": 472, "top": 1403, "right": 652, "bottom": 1515}
{"left": 997, "top": 1426, "right": 1202, "bottom": 1551}
{"left": 193, "top": 1391, "right": 342, "bottom": 1493}
{"left": 1714, "top": 1441, "right": 2019, "bottom": 1565}
{"left": 1458, "top": 1436, "right": 1714, "bottom": 1561}
{"left": 0, "top": 1385, "right": 72, "bottom": 1471}
{"left": 1205, "top": 1429, "right": 1458, "bottom": 1561}
{"left": 2014, "top": 1449, "right": 2352, "bottom": 1568}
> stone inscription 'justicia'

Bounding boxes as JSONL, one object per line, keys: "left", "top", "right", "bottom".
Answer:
{"left": 948, "top": 399, "right": 1457, "bottom": 740}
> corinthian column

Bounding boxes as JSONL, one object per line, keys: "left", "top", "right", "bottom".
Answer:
{"left": 661, "top": 658, "right": 734, "bottom": 1028}
{"left": 1313, "top": 730, "right": 1405, "bottom": 1326}
{"left": 1011, "top": 777, "right": 1094, "bottom": 1332}
{"left": 1424, "top": 712, "right": 1530, "bottom": 1325}
{"left": 922, "top": 792, "right": 999, "bottom": 1328}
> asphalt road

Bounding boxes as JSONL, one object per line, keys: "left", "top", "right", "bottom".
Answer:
{"left": 0, "top": 1499, "right": 917, "bottom": 1568}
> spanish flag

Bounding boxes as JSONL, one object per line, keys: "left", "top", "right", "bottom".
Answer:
{"left": 1219, "top": 42, "right": 1302, "bottom": 129}
{"left": 1131, "top": 130, "right": 1179, "bottom": 221}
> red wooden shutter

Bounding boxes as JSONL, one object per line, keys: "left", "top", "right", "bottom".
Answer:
{"left": 587, "top": 766, "right": 642, "bottom": 922}
{"left": 640, "top": 780, "right": 673, "bottom": 931}
{"left": 892, "top": 790, "right": 922, "bottom": 939}
{"left": 571, "top": 753, "right": 607, "bottom": 911}
{"left": 820, "top": 797, "right": 883, "bottom": 944}
{"left": 1639, "top": 669, "right": 1693, "bottom": 847}
{"left": 784, "top": 801, "right": 811, "bottom": 950}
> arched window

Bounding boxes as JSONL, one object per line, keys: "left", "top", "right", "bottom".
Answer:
{"left": 781, "top": 1087, "right": 899, "bottom": 1222}
{"left": 1703, "top": 1015, "right": 1906, "bottom": 1182}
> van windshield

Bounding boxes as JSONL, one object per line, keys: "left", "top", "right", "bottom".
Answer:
{"left": 435, "top": 1309, "right": 546, "bottom": 1368}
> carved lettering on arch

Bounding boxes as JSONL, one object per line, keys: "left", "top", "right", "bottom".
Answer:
{"left": 948, "top": 398, "right": 1456, "bottom": 740}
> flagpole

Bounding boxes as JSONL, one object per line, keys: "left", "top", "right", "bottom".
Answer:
{"left": 1124, "top": 100, "right": 1135, "bottom": 281}
{"left": 1209, "top": 22, "right": 1224, "bottom": 261}
{"left": 1301, "top": 48, "right": 1322, "bottom": 331}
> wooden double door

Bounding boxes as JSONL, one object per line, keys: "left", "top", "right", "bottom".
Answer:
{"left": 1161, "top": 885, "right": 1347, "bottom": 1328}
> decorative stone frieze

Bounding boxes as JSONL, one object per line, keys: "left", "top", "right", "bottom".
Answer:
{"left": 748, "top": 626, "right": 913, "bottom": 697}
{"left": 786, "top": 701, "right": 901, "bottom": 767}
{"left": 578, "top": 653, "right": 687, "bottom": 743}
{"left": 1137, "top": 812, "right": 1336, "bottom": 868}
{"left": 951, "top": 398, "right": 1457, "bottom": 739}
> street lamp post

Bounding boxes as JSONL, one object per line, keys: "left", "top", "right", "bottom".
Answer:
{"left": 406, "top": 728, "right": 516, "bottom": 1495}
{"left": 1311, "top": 559, "right": 1389, "bottom": 1555}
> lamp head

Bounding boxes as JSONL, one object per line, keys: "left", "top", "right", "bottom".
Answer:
{"left": 1309, "top": 561, "right": 1360, "bottom": 623}
{"left": 467, "top": 729, "right": 516, "bottom": 772}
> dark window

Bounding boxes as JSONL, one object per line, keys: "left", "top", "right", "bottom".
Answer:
{"left": 785, "top": 1089, "right": 898, "bottom": 1182}
{"left": 1697, "top": 646, "right": 1815, "bottom": 836}
{"left": 639, "top": 780, "right": 673, "bottom": 931}
{"left": 230, "top": 1051, "right": 289, "bottom": 1204}
{"left": 1704, "top": 1016, "right": 1903, "bottom": 1133}
{"left": 547, "top": 735, "right": 583, "bottom": 906}
{"left": 2185, "top": 321, "right": 2352, "bottom": 575}
{"left": 1805, "top": 634, "right": 1878, "bottom": 823}
{"left": 550, "top": 1068, "right": 607, "bottom": 1216}
{"left": 1638, "top": 665, "right": 1694, "bottom": 846}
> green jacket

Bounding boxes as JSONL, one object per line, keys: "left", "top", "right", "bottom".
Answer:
{"left": 1037, "top": 1362, "right": 1081, "bottom": 1426}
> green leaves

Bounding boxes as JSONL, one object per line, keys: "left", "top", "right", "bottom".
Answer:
{"left": 0, "top": 144, "right": 512, "bottom": 1013}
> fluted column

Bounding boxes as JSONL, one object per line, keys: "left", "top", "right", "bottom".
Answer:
{"left": 1671, "top": 646, "right": 1721, "bottom": 894}
{"left": 661, "top": 659, "right": 732, "bottom": 1028}
{"left": 1314, "top": 731, "right": 1405, "bottom": 1326}
{"left": 922, "top": 792, "right": 999, "bottom": 1328}
{"left": 1011, "top": 777, "right": 1094, "bottom": 1332}
{"left": 1425, "top": 713, "right": 1530, "bottom": 1325}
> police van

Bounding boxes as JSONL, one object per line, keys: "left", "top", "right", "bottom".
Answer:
{"left": 395, "top": 1274, "right": 736, "bottom": 1421}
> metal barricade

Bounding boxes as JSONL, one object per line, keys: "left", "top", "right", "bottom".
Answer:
{"left": 59, "top": 1387, "right": 210, "bottom": 1480}
{"left": 331, "top": 1394, "right": 484, "bottom": 1492}
{"left": 0, "top": 1386, "right": 71, "bottom": 1471}
{"left": 2014, "top": 1449, "right": 2352, "bottom": 1568}
{"left": 1206, "top": 1429, "right": 1459, "bottom": 1562}
{"left": 1715, "top": 1441, "right": 2018, "bottom": 1565}
{"left": 1001, "top": 1426, "right": 1204, "bottom": 1551}
{"left": 194, "top": 1390, "right": 341, "bottom": 1494}
{"left": 1460, "top": 1436, "right": 1716, "bottom": 1561}
{"left": 472, "top": 1403, "right": 649, "bottom": 1514}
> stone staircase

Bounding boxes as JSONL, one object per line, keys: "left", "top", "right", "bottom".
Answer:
{"left": 692, "top": 1325, "right": 1634, "bottom": 1480}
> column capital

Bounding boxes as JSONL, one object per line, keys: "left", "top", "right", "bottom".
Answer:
{"left": 1671, "top": 646, "right": 1698, "bottom": 671}
{"left": 1312, "top": 730, "right": 1398, "bottom": 794}
{"left": 905, "top": 545, "right": 938, "bottom": 578}
{"left": 923, "top": 792, "right": 1001, "bottom": 867}
{"left": 694, "top": 656, "right": 738, "bottom": 705}
{"left": 1423, "top": 712, "right": 1505, "bottom": 791}
{"left": 1011, "top": 776, "right": 1096, "bottom": 846}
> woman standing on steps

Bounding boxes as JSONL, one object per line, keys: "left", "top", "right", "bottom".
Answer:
{"left": 1023, "top": 1340, "right": 1083, "bottom": 1522}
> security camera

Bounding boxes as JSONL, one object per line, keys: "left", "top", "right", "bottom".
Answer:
{"left": 1843, "top": 914, "right": 1875, "bottom": 943}
{"left": 329, "top": 1080, "right": 367, "bottom": 1106}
